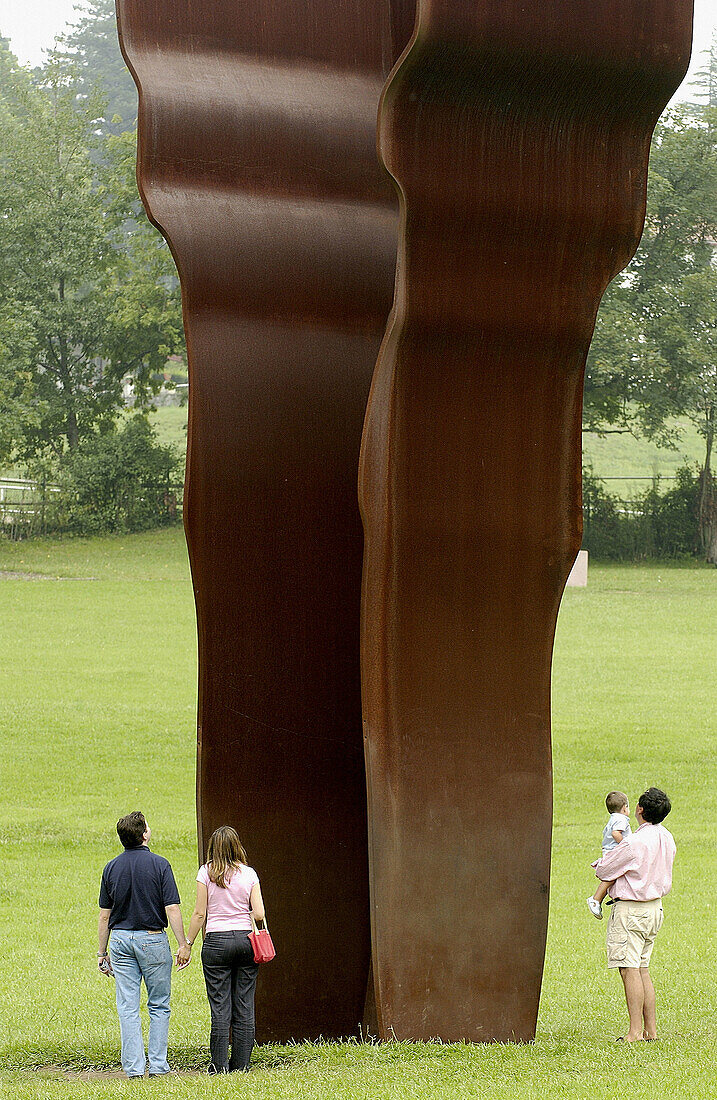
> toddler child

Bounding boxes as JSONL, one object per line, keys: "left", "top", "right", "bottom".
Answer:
{"left": 587, "top": 790, "right": 631, "bottom": 919}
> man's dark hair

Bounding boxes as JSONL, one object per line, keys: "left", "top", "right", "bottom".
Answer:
{"left": 638, "top": 788, "right": 671, "bottom": 824}
{"left": 606, "top": 791, "right": 629, "bottom": 813}
{"left": 117, "top": 811, "right": 147, "bottom": 848}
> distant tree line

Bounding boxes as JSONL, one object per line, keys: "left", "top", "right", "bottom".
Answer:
{"left": 0, "top": 4, "right": 715, "bottom": 556}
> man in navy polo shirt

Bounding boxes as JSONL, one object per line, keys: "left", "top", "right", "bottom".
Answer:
{"left": 98, "top": 811, "right": 190, "bottom": 1078}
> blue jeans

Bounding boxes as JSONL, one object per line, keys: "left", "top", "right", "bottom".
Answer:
{"left": 109, "top": 929, "right": 173, "bottom": 1077}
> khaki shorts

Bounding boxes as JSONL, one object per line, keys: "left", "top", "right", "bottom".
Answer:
{"left": 606, "top": 899, "right": 664, "bottom": 969}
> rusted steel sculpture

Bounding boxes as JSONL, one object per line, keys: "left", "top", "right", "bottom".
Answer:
{"left": 116, "top": 0, "right": 415, "bottom": 1040}
{"left": 360, "top": 0, "right": 692, "bottom": 1041}
{"left": 117, "top": 0, "right": 692, "bottom": 1044}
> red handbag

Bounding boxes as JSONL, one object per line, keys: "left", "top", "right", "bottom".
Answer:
{"left": 249, "top": 916, "right": 276, "bottom": 963}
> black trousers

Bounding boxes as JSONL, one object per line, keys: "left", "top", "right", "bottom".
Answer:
{"left": 201, "top": 930, "right": 259, "bottom": 1072}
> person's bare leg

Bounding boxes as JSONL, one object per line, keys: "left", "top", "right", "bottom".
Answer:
{"left": 618, "top": 967, "right": 645, "bottom": 1041}
{"left": 588, "top": 879, "right": 612, "bottom": 918}
{"left": 640, "top": 968, "right": 657, "bottom": 1039}
{"left": 593, "top": 881, "right": 610, "bottom": 904}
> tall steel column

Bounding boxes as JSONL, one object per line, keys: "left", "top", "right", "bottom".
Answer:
{"left": 116, "top": 0, "right": 415, "bottom": 1040}
{"left": 360, "top": 0, "right": 692, "bottom": 1041}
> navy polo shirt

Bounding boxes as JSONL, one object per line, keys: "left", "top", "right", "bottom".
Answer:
{"left": 99, "top": 845, "right": 181, "bottom": 931}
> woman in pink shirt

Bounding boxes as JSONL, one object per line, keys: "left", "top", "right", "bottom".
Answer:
{"left": 184, "top": 826, "right": 266, "bottom": 1073}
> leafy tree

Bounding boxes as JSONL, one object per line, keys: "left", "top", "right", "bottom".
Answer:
{"left": 0, "top": 299, "right": 38, "bottom": 466}
{"left": 0, "top": 34, "right": 16, "bottom": 84}
{"left": 102, "top": 125, "right": 185, "bottom": 377}
{"left": 0, "top": 52, "right": 183, "bottom": 465}
{"left": 53, "top": 0, "right": 137, "bottom": 134}
{"left": 661, "top": 267, "right": 717, "bottom": 559}
{"left": 586, "top": 107, "right": 717, "bottom": 440}
{"left": 0, "top": 39, "right": 37, "bottom": 464}
{"left": 57, "top": 414, "right": 182, "bottom": 534}
{"left": 585, "top": 75, "right": 717, "bottom": 559}
{"left": 0, "top": 59, "right": 115, "bottom": 456}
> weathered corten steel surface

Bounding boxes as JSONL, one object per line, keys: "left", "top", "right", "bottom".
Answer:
{"left": 115, "top": 0, "right": 415, "bottom": 1041}
{"left": 360, "top": 0, "right": 692, "bottom": 1041}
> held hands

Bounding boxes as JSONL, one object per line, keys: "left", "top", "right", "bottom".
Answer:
{"left": 176, "top": 942, "right": 191, "bottom": 969}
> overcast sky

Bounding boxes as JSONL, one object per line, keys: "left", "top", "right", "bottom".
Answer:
{"left": 0, "top": 0, "right": 714, "bottom": 103}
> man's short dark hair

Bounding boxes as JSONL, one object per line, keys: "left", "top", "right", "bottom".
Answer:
{"left": 638, "top": 788, "right": 671, "bottom": 824}
{"left": 117, "top": 811, "right": 147, "bottom": 848}
{"left": 606, "top": 791, "right": 629, "bottom": 813}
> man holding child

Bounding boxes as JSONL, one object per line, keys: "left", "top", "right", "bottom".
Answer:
{"left": 593, "top": 787, "right": 676, "bottom": 1043}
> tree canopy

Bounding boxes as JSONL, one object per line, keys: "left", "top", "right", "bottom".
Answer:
{"left": 0, "top": 39, "right": 182, "bottom": 466}
{"left": 585, "top": 56, "right": 717, "bottom": 557}
{"left": 586, "top": 62, "right": 717, "bottom": 488}
{"left": 54, "top": 0, "right": 138, "bottom": 134}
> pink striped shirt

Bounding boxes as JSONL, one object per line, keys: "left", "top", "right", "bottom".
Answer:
{"left": 593, "top": 822, "right": 676, "bottom": 901}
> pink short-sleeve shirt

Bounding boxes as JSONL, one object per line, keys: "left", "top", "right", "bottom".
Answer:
{"left": 197, "top": 863, "right": 259, "bottom": 932}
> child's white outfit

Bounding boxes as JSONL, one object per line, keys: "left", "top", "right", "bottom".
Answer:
{"left": 587, "top": 812, "right": 632, "bottom": 918}
{"left": 602, "top": 812, "right": 631, "bottom": 852}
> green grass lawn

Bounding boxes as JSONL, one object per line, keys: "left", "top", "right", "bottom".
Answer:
{"left": 143, "top": 406, "right": 188, "bottom": 456}
{"left": 0, "top": 529, "right": 715, "bottom": 1098}
{"left": 582, "top": 417, "right": 707, "bottom": 497}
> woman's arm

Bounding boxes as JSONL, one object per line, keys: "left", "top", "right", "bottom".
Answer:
{"left": 250, "top": 882, "right": 266, "bottom": 923}
{"left": 183, "top": 881, "right": 208, "bottom": 958}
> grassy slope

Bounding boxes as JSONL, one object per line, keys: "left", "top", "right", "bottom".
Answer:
{"left": 143, "top": 406, "right": 188, "bottom": 455}
{"left": 0, "top": 530, "right": 715, "bottom": 1098}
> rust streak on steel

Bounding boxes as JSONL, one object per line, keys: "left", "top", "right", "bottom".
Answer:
{"left": 115, "top": 0, "right": 415, "bottom": 1041}
{"left": 359, "top": 0, "right": 692, "bottom": 1042}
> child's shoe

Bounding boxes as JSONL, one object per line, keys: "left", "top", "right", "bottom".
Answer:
{"left": 587, "top": 897, "right": 603, "bottom": 919}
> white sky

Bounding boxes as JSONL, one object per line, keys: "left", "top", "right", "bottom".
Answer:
{"left": 0, "top": 0, "right": 714, "bottom": 103}
{"left": 1, "top": 0, "right": 81, "bottom": 66}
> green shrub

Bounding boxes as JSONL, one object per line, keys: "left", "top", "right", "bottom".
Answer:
{"left": 56, "top": 416, "right": 182, "bottom": 535}
{"left": 582, "top": 463, "right": 700, "bottom": 559}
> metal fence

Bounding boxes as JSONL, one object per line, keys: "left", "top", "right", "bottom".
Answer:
{"left": 0, "top": 477, "right": 184, "bottom": 540}
{"left": 0, "top": 478, "right": 63, "bottom": 540}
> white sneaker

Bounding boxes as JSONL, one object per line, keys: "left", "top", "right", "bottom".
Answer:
{"left": 587, "top": 897, "right": 603, "bottom": 919}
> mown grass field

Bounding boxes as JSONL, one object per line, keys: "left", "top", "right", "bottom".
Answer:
{"left": 581, "top": 419, "right": 707, "bottom": 496}
{"left": 0, "top": 529, "right": 715, "bottom": 1099}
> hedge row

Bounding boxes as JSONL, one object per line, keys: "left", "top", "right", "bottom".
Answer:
{"left": 6, "top": 426, "right": 712, "bottom": 559}
{"left": 581, "top": 465, "right": 707, "bottom": 560}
